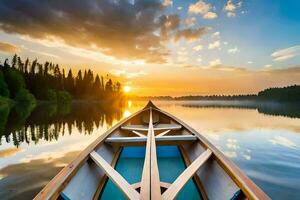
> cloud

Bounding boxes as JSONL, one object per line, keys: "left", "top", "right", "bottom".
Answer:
{"left": 189, "top": 1, "right": 217, "bottom": 19}
{"left": 228, "top": 47, "right": 239, "bottom": 54}
{"left": 175, "top": 27, "right": 208, "bottom": 42}
{"left": 185, "top": 17, "right": 196, "bottom": 27}
{"left": 247, "top": 61, "right": 253, "bottom": 64}
{"left": 209, "top": 59, "right": 221, "bottom": 66}
{"left": 227, "top": 12, "right": 236, "bottom": 17}
{"left": 264, "top": 64, "right": 272, "bottom": 68}
{"left": 208, "top": 40, "right": 221, "bottom": 49}
{"left": 211, "top": 31, "right": 220, "bottom": 38}
{"left": 271, "top": 45, "right": 300, "bottom": 62}
{"left": 110, "top": 69, "right": 147, "bottom": 79}
{"left": 0, "top": 42, "right": 20, "bottom": 53}
{"left": 159, "top": 14, "right": 181, "bottom": 40}
{"left": 193, "top": 45, "right": 203, "bottom": 51}
{"left": 210, "top": 65, "right": 247, "bottom": 72}
{"left": 269, "top": 136, "right": 297, "bottom": 149}
{"left": 160, "top": 14, "right": 209, "bottom": 43}
{"left": 224, "top": 0, "right": 242, "bottom": 17}
{"left": 21, "top": 45, "right": 59, "bottom": 58}
{"left": 0, "top": 0, "right": 171, "bottom": 63}
{"left": 162, "top": 0, "right": 173, "bottom": 7}
{"left": 203, "top": 12, "right": 218, "bottom": 19}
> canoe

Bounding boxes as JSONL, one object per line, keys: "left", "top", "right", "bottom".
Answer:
{"left": 35, "top": 101, "right": 270, "bottom": 200}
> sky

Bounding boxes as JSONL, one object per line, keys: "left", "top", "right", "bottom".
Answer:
{"left": 0, "top": 0, "right": 299, "bottom": 96}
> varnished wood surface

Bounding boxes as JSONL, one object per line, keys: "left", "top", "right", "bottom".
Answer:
{"left": 149, "top": 110, "right": 162, "bottom": 199}
{"left": 132, "top": 130, "right": 146, "bottom": 137}
{"left": 92, "top": 148, "right": 122, "bottom": 200}
{"left": 156, "top": 129, "right": 171, "bottom": 137}
{"left": 90, "top": 151, "right": 140, "bottom": 200}
{"left": 105, "top": 135, "right": 197, "bottom": 143}
{"left": 140, "top": 109, "right": 162, "bottom": 199}
{"left": 121, "top": 124, "right": 182, "bottom": 131}
{"left": 131, "top": 182, "right": 171, "bottom": 190}
{"left": 162, "top": 149, "right": 212, "bottom": 200}
{"left": 179, "top": 145, "right": 209, "bottom": 200}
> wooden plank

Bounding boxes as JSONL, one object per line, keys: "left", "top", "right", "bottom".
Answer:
{"left": 121, "top": 124, "right": 182, "bottom": 131}
{"left": 93, "top": 148, "right": 122, "bottom": 200}
{"left": 140, "top": 111, "right": 152, "bottom": 200}
{"left": 149, "top": 111, "right": 162, "bottom": 199}
{"left": 179, "top": 145, "right": 209, "bottom": 200}
{"left": 132, "top": 130, "right": 146, "bottom": 137}
{"left": 131, "top": 182, "right": 171, "bottom": 190}
{"left": 90, "top": 151, "right": 140, "bottom": 200}
{"left": 156, "top": 135, "right": 197, "bottom": 141}
{"left": 162, "top": 149, "right": 212, "bottom": 200}
{"left": 156, "top": 130, "right": 171, "bottom": 137}
{"left": 140, "top": 109, "right": 162, "bottom": 200}
{"left": 105, "top": 135, "right": 197, "bottom": 143}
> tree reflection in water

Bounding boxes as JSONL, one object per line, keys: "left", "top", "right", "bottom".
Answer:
{"left": 0, "top": 102, "right": 126, "bottom": 147}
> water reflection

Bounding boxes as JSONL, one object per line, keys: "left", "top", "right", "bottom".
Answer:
{"left": 0, "top": 151, "right": 80, "bottom": 200}
{"left": 180, "top": 100, "right": 300, "bottom": 119}
{"left": 0, "top": 102, "right": 126, "bottom": 147}
{"left": 0, "top": 100, "right": 300, "bottom": 200}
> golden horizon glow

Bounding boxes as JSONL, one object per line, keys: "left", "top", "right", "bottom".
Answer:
{"left": 123, "top": 86, "right": 131, "bottom": 93}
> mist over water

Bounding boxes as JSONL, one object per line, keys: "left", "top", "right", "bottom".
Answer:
{"left": 0, "top": 100, "right": 300, "bottom": 199}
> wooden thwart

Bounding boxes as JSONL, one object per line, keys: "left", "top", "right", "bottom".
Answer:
{"left": 105, "top": 135, "right": 197, "bottom": 143}
{"left": 162, "top": 149, "right": 212, "bottom": 200}
{"left": 121, "top": 124, "right": 182, "bottom": 132}
{"left": 90, "top": 151, "right": 140, "bottom": 200}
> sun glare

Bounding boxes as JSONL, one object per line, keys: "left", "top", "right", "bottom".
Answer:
{"left": 124, "top": 86, "right": 131, "bottom": 93}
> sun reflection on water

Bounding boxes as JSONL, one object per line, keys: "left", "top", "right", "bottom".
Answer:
{"left": 123, "top": 110, "right": 131, "bottom": 118}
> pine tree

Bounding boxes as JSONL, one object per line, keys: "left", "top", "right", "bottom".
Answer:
{"left": 30, "top": 59, "right": 37, "bottom": 74}
{"left": 24, "top": 58, "right": 29, "bottom": 74}
{"left": 11, "top": 54, "right": 18, "bottom": 69}
{"left": 66, "top": 69, "right": 74, "bottom": 95}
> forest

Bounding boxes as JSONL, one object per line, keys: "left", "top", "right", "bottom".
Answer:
{"left": 0, "top": 54, "right": 124, "bottom": 107}
{"left": 132, "top": 85, "right": 300, "bottom": 102}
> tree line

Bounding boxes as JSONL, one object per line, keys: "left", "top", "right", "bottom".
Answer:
{"left": 0, "top": 54, "right": 124, "bottom": 103}
{"left": 131, "top": 85, "right": 300, "bottom": 102}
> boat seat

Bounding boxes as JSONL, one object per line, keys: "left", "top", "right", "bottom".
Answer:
{"left": 105, "top": 135, "right": 197, "bottom": 143}
{"left": 121, "top": 124, "right": 182, "bottom": 131}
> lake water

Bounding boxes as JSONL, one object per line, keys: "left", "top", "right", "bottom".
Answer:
{"left": 0, "top": 100, "right": 300, "bottom": 199}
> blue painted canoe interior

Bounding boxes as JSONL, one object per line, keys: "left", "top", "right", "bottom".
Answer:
{"left": 99, "top": 146, "right": 202, "bottom": 200}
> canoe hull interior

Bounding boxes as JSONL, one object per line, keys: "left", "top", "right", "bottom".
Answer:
{"left": 35, "top": 101, "right": 270, "bottom": 200}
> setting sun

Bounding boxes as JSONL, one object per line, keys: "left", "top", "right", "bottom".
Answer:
{"left": 123, "top": 86, "right": 131, "bottom": 93}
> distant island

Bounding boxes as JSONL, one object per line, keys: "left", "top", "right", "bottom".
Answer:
{"left": 131, "top": 85, "right": 300, "bottom": 103}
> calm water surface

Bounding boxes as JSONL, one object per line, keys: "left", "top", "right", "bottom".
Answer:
{"left": 0, "top": 101, "right": 300, "bottom": 199}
